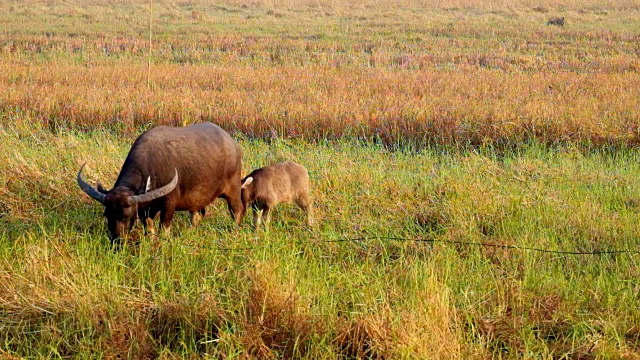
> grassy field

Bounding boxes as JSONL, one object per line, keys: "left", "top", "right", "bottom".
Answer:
{"left": 1, "top": 0, "right": 640, "bottom": 358}
{"left": 3, "top": 125, "right": 640, "bottom": 358}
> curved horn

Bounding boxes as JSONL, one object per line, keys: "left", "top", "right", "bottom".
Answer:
{"left": 130, "top": 169, "right": 178, "bottom": 204}
{"left": 77, "top": 163, "right": 106, "bottom": 203}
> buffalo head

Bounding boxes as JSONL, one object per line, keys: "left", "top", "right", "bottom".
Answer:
{"left": 77, "top": 164, "right": 178, "bottom": 241}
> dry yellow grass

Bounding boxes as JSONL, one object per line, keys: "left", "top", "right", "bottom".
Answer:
{"left": 1, "top": 0, "right": 639, "bottom": 148}
{"left": 2, "top": 63, "right": 639, "bottom": 148}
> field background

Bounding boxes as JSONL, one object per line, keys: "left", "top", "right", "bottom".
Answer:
{"left": 1, "top": 0, "right": 640, "bottom": 358}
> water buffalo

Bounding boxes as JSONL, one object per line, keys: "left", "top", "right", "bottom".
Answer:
{"left": 77, "top": 122, "right": 244, "bottom": 241}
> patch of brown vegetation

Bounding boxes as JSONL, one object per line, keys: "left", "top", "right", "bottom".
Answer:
{"left": 237, "top": 262, "right": 324, "bottom": 359}
{"left": 335, "top": 314, "right": 392, "bottom": 359}
{"left": 147, "top": 293, "right": 225, "bottom": 354}
{"left": 99, "top": 310, "right": 156, "bottom": 360}
{"left": 473, "top": 284, "right": 590, "bottom": 357}
{"left": 334, "top": 271, "right": 464, "bottom": 358}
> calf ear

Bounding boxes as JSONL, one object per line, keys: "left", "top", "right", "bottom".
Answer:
{"left": 242, "top": 177, "right": 254, "bottom": 189}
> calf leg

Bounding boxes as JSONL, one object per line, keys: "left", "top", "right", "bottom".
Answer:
{"left": 296, "top": 196, "right": 314, "bottom": 227}
{"left": 253, "top": 207, "right": 263, "bottom": 229}
{"left": 306, "top": 203, "right": 314, "bottom": 226}
{"left": 262, "top": 206, "right": 272, "bottom": 231}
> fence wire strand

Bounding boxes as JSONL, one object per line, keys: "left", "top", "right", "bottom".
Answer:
{"left": 323, "top": 236, "right": 640, "bottom": 255}
{"left": 202, "top": 236, "right": 640, "bottom": 255}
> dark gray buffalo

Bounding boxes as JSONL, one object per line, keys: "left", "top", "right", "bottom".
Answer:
{"left": 77, "top": 122, "right": 244, "bottom": 241}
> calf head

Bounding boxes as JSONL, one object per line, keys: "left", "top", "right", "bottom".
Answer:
{"left": 77, "top": 164, "right": 178, "bottom": 241}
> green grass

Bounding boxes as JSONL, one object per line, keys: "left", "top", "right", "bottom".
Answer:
{"left": 1, "top": 125, "right": 639, "bottom": 358}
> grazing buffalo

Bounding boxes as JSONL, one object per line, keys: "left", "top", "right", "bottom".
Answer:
{"left": 77, "top": 122, "right": 245, "bottom": 241}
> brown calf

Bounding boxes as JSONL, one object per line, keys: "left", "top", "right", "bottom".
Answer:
{"left": 241, "top": 161, "right": 314, "bottom": 230}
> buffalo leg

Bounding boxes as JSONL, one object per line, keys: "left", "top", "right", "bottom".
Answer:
{"left": 189, "top": 210, "right": 203, "bottom": 227}
{"left": 142, "top": 208, "right": 160, "bottom": 235}
{"left": 160, "top": 203, "right": 176, "bottom": 236}
{"left": 222, "top": 188, "right": 244, "bottom": 225}
{"left": 144, "top": 218, "right": 156, "bottom": 235}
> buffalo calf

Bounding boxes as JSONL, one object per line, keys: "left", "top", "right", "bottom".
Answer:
{"left": 241, "top": 161, "right": 313, "bottom": 230}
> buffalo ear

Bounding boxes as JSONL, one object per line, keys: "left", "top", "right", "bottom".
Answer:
{"left": 97, "top": 182, "right": 109, "bottom": 194}
{"left": 129, "top": 169, "right": 178, "bottom": 205}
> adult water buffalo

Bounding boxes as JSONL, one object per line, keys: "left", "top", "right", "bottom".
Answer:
{"left": 77, "top": 122, "right": 245, "bottom": 241}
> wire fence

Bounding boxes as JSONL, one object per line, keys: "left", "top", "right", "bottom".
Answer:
{"left": 207, "top": 235, "right": 640, "bottom": 255}
{"left": 324, "top": 236, "right": 640, "bottom": 255}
